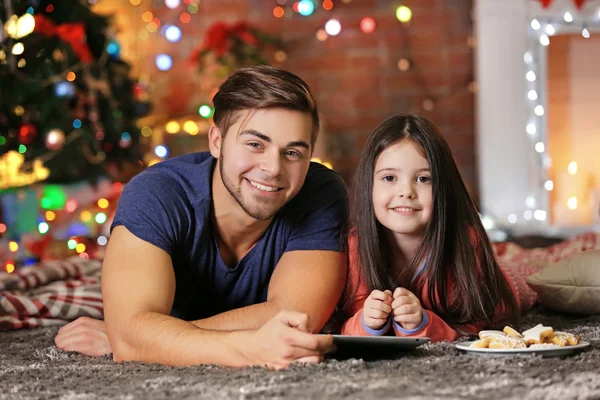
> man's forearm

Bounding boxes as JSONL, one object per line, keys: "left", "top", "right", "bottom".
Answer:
{"left": 190, "top": 301, "right": 280, "bottom": 331}
{"left": 109, "top": 311, "right": 250, "bottom": 367}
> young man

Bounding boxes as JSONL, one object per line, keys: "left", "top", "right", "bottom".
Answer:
{"left": 54, "top": 65, "right": 349, "bottom": 369}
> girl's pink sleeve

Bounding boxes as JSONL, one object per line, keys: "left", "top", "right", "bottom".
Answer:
{"left": 392, "top": 310, "right": 485, "bottom": 342}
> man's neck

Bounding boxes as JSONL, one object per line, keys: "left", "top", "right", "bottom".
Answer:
{"left": 211, "top": 165, "right": 272, "bottom": 267}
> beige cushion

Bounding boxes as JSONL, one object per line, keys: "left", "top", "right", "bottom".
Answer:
{"left": 526, "top": 250, "right": 600, "bottom": 315}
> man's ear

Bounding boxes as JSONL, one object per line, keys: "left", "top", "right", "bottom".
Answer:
{"left": 208, "top": 126, "right": 222, "bottom": 158}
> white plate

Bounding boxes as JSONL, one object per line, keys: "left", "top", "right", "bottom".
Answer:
{"left": 455, "top": 340, "right": 590, "bottom": 358}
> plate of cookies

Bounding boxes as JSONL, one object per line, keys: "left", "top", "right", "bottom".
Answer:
{"left": 455, "top": 324, "right": 590, "bottom": 357}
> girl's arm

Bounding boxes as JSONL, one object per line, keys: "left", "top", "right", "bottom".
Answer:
{"left": 341, "top": 308, "right": 392, "bottom": 336}
{"left": 392, "top": 309, "right": 485, "bottom": 342}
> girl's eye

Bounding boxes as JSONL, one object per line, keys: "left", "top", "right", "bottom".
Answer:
{"left": 417, "top": 176, "right": 431, "bottom": 183}
{"left": 382, "top": 175, "right": 396, "bottom": 182}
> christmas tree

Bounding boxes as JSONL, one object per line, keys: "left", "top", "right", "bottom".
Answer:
{"left": 0, "top": 0, "right": 150, "bottom": 189}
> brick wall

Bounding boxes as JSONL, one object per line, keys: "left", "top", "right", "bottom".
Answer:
{"left": 95, "top": 0, "right": 477, "bottom": 194}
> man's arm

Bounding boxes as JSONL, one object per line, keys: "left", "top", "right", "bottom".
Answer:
{"left": 101, "top": 226, "right": 332, "bottom": 367}
{"left": 190, "top": 250, "right": 347, "bottom": 333}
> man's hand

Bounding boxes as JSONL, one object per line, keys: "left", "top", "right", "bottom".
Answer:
{"left": 391, "top": 287, "right": 423, "bottom": 330}
{"left": 54, "top": 317, "right": 112, "bottom": 356}
{"left": 362, "top": 289, "right": 393, "bottom": 330}
{"left": 241, "top": 310, "right": 334, "bottom": 370}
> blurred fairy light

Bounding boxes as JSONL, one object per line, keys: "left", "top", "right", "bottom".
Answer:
{"left": 325, "top": 19, "right": 341, "bottom": 36}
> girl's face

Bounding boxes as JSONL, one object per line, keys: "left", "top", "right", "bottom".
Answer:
{"left": 372, "top": 140, "right": 433, "bottom": 239}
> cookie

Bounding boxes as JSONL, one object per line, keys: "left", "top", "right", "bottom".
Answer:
{"left": 478, "top": 330, "right": 507, "bottom": 340}
{"left": 503, "top": 326, "right": 524, "bottom": 338}
{"left": 529, "top": 343, "right": 563, "bottom": 349}
{"left": 522, "top": 324, "right": 554, "bottom": 345}
{"left": 488, "top": 336, "right": 527, "bottom": 349}
{"left": 546, "top": 331, "right": 580, "bottom": 346}
{"left": 470, "top": 338, "right": 491, "bottom": 348}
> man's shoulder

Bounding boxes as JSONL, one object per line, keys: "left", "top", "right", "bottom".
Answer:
{"left": 280, "top": 161, "right": 348, "bottom": 218}
{"left": 303, "top": 161, "right": 347, "bottom": 193}
{"left": 126, "top": 152, "right": 214, "bottom": 201}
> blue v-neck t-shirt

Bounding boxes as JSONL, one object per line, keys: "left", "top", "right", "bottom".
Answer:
{"left": 111, "top": 152, "right": 349, "bottom": 320}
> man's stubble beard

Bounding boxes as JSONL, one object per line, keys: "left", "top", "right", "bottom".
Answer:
{"left": 219, "top": 151, "right": 280, "bottom": 221}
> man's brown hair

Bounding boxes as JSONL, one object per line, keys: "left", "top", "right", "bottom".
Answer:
{"left": 212, "top": 65, "right": 320, "bottom": 148}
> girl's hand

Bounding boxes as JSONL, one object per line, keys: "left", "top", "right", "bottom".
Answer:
{"left": 392, "top": 287, "right": 423, "bottom": 330}
{"left": 362, "top": 290, "right": 393, "bottom": 330}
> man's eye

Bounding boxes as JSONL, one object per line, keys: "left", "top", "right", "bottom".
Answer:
{"left": 285, "top": 150, "right": 301, "bottom": 158}
{"left": 247, "top": 142, "right": 262, "bottom": 149}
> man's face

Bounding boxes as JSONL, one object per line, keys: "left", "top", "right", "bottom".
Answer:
{"left": 210, "top": 108, "right": 313, "bottom": 221}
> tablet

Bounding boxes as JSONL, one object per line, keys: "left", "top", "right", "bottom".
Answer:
{"left": 323, "top": 335, "right": 430, "bottom": 360}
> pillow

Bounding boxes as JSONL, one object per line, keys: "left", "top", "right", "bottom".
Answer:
{"left": 526, "top": 250, "right": 600, "bottom": 315}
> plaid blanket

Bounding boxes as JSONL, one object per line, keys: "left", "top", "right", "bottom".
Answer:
{"left": 0, "top": 257, "right": 103, "bottom": 331}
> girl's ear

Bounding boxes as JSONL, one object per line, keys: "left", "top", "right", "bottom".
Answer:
{"left": 208, "top": 126, "right": 222, "bottom": 158}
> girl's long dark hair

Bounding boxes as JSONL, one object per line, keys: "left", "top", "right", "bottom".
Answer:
{"left": 352, "top": 115, "right": 519, "bottom": 328}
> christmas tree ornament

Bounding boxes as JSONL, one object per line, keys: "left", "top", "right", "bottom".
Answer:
{"left": 45, "top": 129, "right": 66, "bottom": 150}
{"left": 19, "top": 123, "right": 38, "bottom": 144}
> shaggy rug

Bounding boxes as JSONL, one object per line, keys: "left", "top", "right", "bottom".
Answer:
{"left": 1, "top": 307, "right": 599, "bottom": 400}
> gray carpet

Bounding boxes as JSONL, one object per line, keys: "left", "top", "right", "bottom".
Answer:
{"left": 1, "top": 307, "right": 599, "bottom": 400}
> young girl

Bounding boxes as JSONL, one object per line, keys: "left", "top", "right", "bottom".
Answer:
{"left": 341, "top": 114, "right": 538, "bottom": 342}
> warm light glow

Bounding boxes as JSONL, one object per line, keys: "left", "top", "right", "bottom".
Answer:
{"left": 12, "top": 42, "right": 24, "bottom": 55}
{"left": 568, "top": 161, "right": 578, "bottom": 175}
{"left": 273, "top": 6, "right": 284, "bottom": 18}
{"left": 81, "top": 211, "right": 92, "bottom": 222}
{"left": 567, "top": 197, "right": 578, "bottom": 210}
{"left": 396, "top": 6, "right": 412, "bottom": 23}
{"left": 165, "top": 121, "right": 181, "bottom": 134}
{"left": 66, "top": 199, "right": 77, "bottom": 212}
{"left": 0, "top": 151, "right": 50, "bottom": 190}
{"left": 66, "top": 72, "right": 76, "bottom": 82}
{"left": 9, "top": 241, "right": 19, "bottom": 252}
{"left": 46, "top": 211, "right": 56, "bottom": 221}
{"left": 316, "top": 29, "right": 328, "bottom": 41}
{"left": 76, "top": 243, "right": 86, "bottom": 253}
{"left": 5, "top": 263, "right": 15, "bottom": 274}
{"left": 142, "top": 11, "right": 153, "bottom": 22}
{"left": 98, "top": 198, "right": 109, "bottom": 209}
{"left": 183, "top": 121, "right": 199, "bottom": 135}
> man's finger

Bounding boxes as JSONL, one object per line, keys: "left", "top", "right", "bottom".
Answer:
{"left": 276, "top": 310, "right": 310, "bottom": 332}
{"left": 293, "top": 355, "right": 323, "bottom": 365}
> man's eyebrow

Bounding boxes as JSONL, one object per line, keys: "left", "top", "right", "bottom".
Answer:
{"left": 240, "top": 130, "right": 310, "bottom": 149}
{"left": 239, "top": 129, "right": 271, "bottom": 143}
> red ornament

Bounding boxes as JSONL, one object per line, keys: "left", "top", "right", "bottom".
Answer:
{"left": 19, "top": 124, "right": 38, "bottom": 144}
{"left": 33, "top": 14, "right": 93, "bottom": 63}
{"left": 573, "top": 0, "right": 586, "bottom": 9}
{"left": 539, "top": 0, "right": 553, "bottom": 8}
